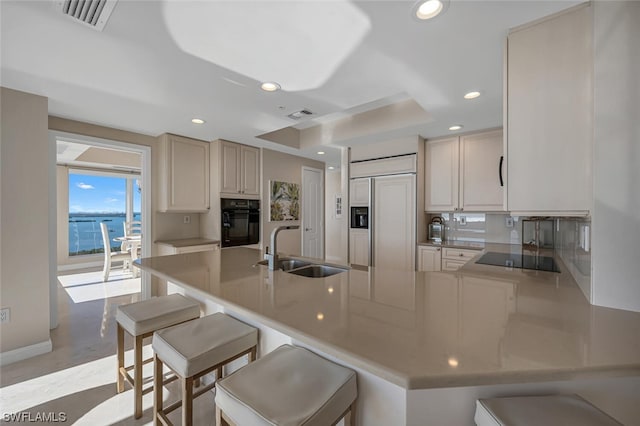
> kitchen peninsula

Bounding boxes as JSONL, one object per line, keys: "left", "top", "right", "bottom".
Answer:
{"left": 135, "top": 248, "right": 640, "bottom": 425}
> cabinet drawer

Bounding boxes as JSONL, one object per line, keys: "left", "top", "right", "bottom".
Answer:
{"left": 442, "top": 259, "right": 467, "bottom": 271}
{"left": 442, "top": 247, "right": 479, "bottom": 261}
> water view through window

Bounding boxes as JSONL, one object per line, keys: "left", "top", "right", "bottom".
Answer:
{"left": 68, "top": 173, "right": 141, "bottom": 256}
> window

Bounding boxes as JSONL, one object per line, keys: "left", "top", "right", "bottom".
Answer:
{"left": 68, "top": 171, "right": 141, "bottom": 256}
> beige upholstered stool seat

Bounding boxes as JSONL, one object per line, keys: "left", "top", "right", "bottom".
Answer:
{"left": 475, "top": 394, "right": 622, "bottom": 426}
{"left": 116, "top": 293, "right": 201, "bottom": 337}
{"left": 115, "top": 294, "right": 200, "bottom": 419}
{"left": 152, "top": 313, "right": 258, "bottom": 426}
{"left": 215, "top": 344, "right": 357, "bottom": 426}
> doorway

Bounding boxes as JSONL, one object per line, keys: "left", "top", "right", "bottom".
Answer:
{"left": 301, "top": 167, "right": 324, "bottom": 259}
{"left": 50, "top": 130, "right": 152, "bottom": 328}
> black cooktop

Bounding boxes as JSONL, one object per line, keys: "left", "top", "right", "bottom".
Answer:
{"left": 475, "top": 252, "right": 561, "bottom": 273}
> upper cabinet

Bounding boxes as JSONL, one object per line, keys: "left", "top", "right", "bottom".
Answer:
{"left": 425, "top": 129, "right": 504, "bottom": 212}
{"left": 350, "top": 178, "right": 370, "bottom": 206}
{"left": 158, "top": 134, "right": 210, "bottom": 212}
{"left": 506, "top": 3, "right": 592, "bottom": 215}
{"left": 220, "top": 140, "right": 260, "bottom": 198}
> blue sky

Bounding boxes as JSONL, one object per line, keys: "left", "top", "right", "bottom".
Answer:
{"left": 69, "top": 174, "right": 140, "bottom": 213}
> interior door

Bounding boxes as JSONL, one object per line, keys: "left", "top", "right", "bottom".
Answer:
{"left": 302, "top": 167, "right": 323, "bottom": 259}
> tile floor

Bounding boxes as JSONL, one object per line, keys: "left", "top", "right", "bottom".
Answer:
{"left": 0, "top": 270, "right": 216, "bottom": 425}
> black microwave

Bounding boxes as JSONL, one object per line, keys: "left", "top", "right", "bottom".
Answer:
{"left": 351, "top": 207, "right": 369, "bottom": 229}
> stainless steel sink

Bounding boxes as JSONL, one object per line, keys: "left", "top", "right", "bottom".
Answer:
{"left": 279, "top": 259, "right": 313, "bottom": 271}
{"left": 254, "top": 258, "right": 313, "bottom": 271}
{"left": 286, "top": 264, "right": 348, "bottom": 278}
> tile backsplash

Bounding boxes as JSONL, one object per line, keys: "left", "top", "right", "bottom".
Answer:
{"left": 427, "top": 213, "right": 522, "bottom": 244}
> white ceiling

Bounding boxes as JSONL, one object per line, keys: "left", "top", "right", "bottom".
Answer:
{"left": 0, "top": 1, "right": 580, "bottom": 168}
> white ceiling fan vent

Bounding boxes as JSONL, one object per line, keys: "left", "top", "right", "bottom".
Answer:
{"left": 56, "top": 0, "right": 118, "bottom": 31}
{"left": 287, "top": 109, "right": 314, "bottom": 120}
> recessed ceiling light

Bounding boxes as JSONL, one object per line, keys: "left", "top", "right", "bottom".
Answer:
{"left": 414, "top": 0, "right": 445, "bottom": 20}
{"left": 316, "top": 312, "right": 324, "bottom": 321}
{"left": 317, "top": 151, "right": 325, "bottom": 155}
{"left": 448, "top": 357, "right": 459, "bottom": 368}
{"left": 328, "top": 166, "right": 335, "bottom": 170}
{"left": 261, "top": 81, "right": 281, "bottom": 92}
{"left": 191, "top": 118, "right": 205, "bottom": 124}
{"left": 449, "top": 125, "right": 463, "bottom": 131}
{"left": 464, "top": 91, "right": 481, "bottom": 100}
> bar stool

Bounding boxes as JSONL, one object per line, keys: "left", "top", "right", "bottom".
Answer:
{"left": 475, "top": 394, "right": 622, "bottom": 426}
{"left": 215, "top": 344, "right": 358, "bottom": 426}
{"left": 116, "top": 294, "right": 200, "bottom": 419}
{"left": 152, "top": 312, "right": 258, "bottom": 426}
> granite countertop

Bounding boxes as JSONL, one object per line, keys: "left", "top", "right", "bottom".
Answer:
{"left": 135, "top": 247, "right": 640, "bottom": 390}
{"left": 154, "top": 238, "right": 220, "bottom": 248}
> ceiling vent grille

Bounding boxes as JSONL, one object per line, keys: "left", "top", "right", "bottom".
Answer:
{"left": 287, "top": 109, "right": 314, "bottom": 120}
{"left": 56, "top": 0, "right": 118, "bottom": 31}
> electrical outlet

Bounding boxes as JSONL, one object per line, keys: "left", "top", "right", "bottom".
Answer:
{"left": 183, "top": 215, "right": 191, "bottom": 224}
{"left": 460, "top": 216, "right": 466, "bottom": 226}
{"left": 0, "top": 308, "right": 10, "bottom": 324}
{"left": 506, "top": 216, "right": 514, "bottom": 228}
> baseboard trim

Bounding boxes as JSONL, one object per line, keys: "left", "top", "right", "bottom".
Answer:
{"left": 0, "top": 339, "right": 53, "bottom": 366}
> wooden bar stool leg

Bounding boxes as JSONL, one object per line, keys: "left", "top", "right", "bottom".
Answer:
{"left": 182, "top": 376, "right": 194, "bottom": 426}
{"left": 134, "top": 334, "right": 143, "bottom": 419}
{"left": 349, "top": 400, "right": 357, "bottom": 426}
{"left": 116, "top": 324, "right": 125, "bottom": 393}
{"left": 154, "top": 354, "right": 163, "bottom": 426}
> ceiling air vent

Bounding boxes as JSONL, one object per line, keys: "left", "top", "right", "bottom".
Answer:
{"left": 287, "top": 109, "right": 314, "bottom": 120}
{"left": 56, "top": 0, "right": 118, "bottom": 31}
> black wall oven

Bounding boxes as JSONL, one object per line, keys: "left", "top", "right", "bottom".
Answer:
{"left": 221, "top": 198, "right": 260, "bottom": 247}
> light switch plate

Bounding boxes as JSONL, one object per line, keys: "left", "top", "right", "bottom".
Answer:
{"left": 183, "top": 215, "right": 191, "bottom": 224}
{"left": 505, "top": 217, "right": 514, "bottom": 228}
{"left": 460, "top": 216, "right": 467, "bottom": 226}
{"left": 0, "top": 308, "right": 10, "bottom": 324}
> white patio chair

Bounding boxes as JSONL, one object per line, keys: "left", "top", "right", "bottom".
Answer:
{"left": 101, "top": 222, "right": 131, "bottom": 282}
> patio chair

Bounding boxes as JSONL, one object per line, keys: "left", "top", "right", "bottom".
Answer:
{"left": 101, "top": 222, "right": 131, "bottom": 282}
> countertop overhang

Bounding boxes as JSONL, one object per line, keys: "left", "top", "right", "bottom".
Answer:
{"left": 135, "top": 247, "right": 640, "bottom": 390}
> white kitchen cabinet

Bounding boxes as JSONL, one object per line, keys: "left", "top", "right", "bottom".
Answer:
{"left": 417, "top": 245, "right": 442, "bottom": 272}
{"left": 159, "top": 134, "right": 210, "bottom": 212}
{"left": 460, "top": 130, "right": 504, "bottom": 211}
{"left": 441, "top": 247, "right": 479, "bottom": 271}
{"left": 506, "top": 3, "right": 592, "bottom": 215}
{"left": 349, "top": 229, "right": 369, "bottom": 266}
{"left": 425, "top": 137, "right": 459, "bottom": 212}
{"left": 350, "top": 178, "right": 370, "bottom": 206}
{"left": 220, "top": 140, "right": 260, "bottom": 198}
{"left": 425, "top": 130, "right": 504, "bottom": 212}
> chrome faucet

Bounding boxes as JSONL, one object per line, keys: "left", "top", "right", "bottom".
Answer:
{"left": 267, "top": 225, "right": 300, "bottom": 270}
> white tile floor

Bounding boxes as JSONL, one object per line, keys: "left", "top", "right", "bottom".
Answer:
{"left": 1, "top": 270, "right": 216, "bottom": 425}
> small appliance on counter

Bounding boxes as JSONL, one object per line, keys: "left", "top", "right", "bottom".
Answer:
{"left": 428, "top": 217, "right": 444, "bottom": 242}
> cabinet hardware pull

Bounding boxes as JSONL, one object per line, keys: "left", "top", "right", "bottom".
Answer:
{"left": 499, "top": 155, "right": 504, "bottom": 187}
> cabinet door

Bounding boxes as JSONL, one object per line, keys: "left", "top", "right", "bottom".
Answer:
{"left": 163, "top": 135, "right": 210, "bottom": 212}
{"left": 460, "top": 130, "right": 505, "bottom": 211}
{"left": 425, "top": 137, "right": 459, "bottom": 212}
{"left": 349, "top": 229, "right": 369, "bottom": 266}
{"left": 507, "top": 4, "right": 592, "bottom": 214}
{"left": 220, "top": 141, "right": 240, "bottom": 194}
{"left": 418, "top": 246, "right": 441, "bottom": 272}
{"left": 240, "top": 145, "right": 260, "bottom": 196}
{"left": 349, "top": 178, "right": 370, "bottom": 206}
{"left": 373, "top": 175, "right": 415, "bottom": 270}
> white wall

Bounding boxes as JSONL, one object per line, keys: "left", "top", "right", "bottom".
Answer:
{"left": 261, "top": 149, "right": 325, "bottom": 257}
{"left": 591, "top": 1, "right": 640, "bottom": 312}
{"left": 0, "top": 87, "right": 51, "bottom": 361}
{"left": 325, "top": 169, "right": 347, "bottom": 264}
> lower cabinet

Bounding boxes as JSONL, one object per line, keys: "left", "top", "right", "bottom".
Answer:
{"left": 441, "top": 247, "right": 479, "bottom": 271}
{"left": 417, "top": 245, "right": 442, "bottom": 272}
{"left": 349, "top": 229, "right": 369, "bottom": 266}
